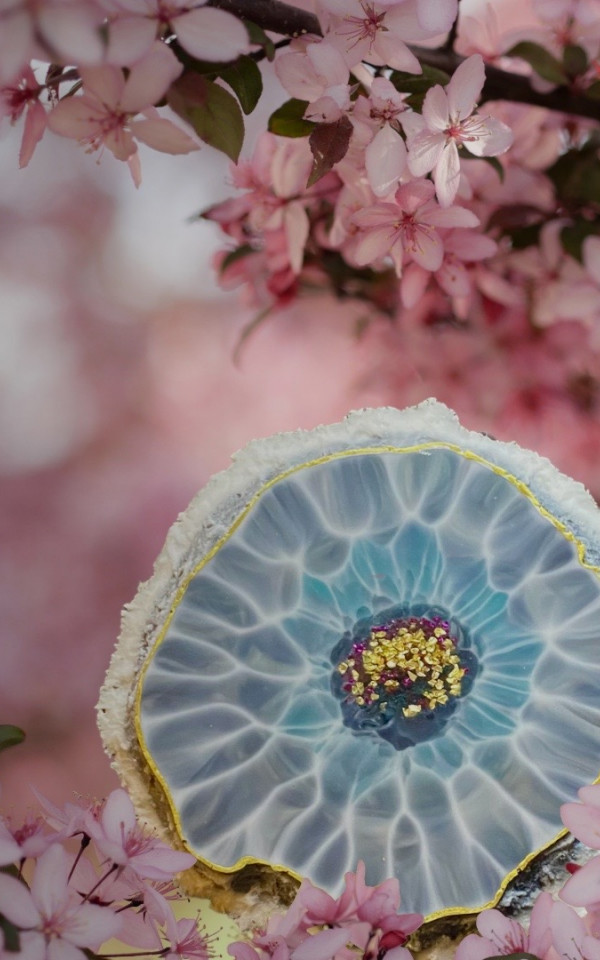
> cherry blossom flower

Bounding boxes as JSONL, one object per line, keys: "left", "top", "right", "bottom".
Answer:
{"left": 108, "top": 0, "right": 251, "bottom": 62}
{"left": 406, "top": 54, "right": 513, "bottom": 206}
{"left": 275, "top": 41, "right": 351, "bottom": 124}
{"left": 400, "top": 226, "right": 497, "bottom": 310}
{"left": 163, "top": 913, "right": 213, "bottom": 960}
{"left": 47, "top": 43, "right": 199, "bottom": 186}
{"left": 351, "top": 78, "right": 409, "bottom": 196}
{"left": 89, "top": 788, "right": 196, "bottom": 880}
{"left": 352, "top": 179, "right": 480, "bottom": 275}
{"left": 319, "top": 0, "right": 423, "bottom": 72}
{"left": 0, "top": 812, "right": 52, "bottom": 862}
{"left": 0, "top": 843, "right": 121, "bottom": 960}
{"left": 1, "top": 65, "right": 47, "bottom": 167}
{"left": 455, "top": 891, "right": 553, "bottom": 960}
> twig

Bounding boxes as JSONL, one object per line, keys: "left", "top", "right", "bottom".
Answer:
{"left": 207, "top": 0, "right": 600, "bottom": 122}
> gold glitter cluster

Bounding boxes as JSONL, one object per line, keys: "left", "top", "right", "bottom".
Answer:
{"left": 337, "top": 617, "right": 466, "bottom": 717}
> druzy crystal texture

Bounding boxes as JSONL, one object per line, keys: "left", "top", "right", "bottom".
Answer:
{"left": 99, "top": 403, "right": 600, "bottom": 920}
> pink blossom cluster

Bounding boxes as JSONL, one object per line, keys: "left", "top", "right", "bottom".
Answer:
{"left": 0, "top": 788, "right": 208, "bottom": 960}
{"left": 228, "top": 861, "right": 423, "bottom": 960}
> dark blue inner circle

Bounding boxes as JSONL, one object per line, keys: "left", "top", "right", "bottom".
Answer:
{"left": 330, "top": 603, "right": 478, "bottom": 750}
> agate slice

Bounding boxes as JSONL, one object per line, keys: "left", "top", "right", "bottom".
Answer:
{"left": 98, "top": 401, "right": 600, "bottom": 920}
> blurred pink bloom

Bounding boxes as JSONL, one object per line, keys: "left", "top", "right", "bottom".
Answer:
{"left": 319, "top": 0, "right": 422, "bottom": 72}
{"left": 1, "top": 65, "right": 47, "bottom": 167}
{"left": 90, "top": 788, "right": 196, "bottom": 880}
{"left": 401, "top": 228, "right": 497, "bottom": 311}
{"left": 109, "top": 0, "right": 251, "bottom": 62}
{"left": 352, "top": 178, "right": 479, "bottom": 275}
{"left": 406, "top": 54, "right": 513, "bottom": 206}
{"left": 0, "top": 843, "right": 121, "bottom": 960}
{"left": 455, "top": 891, "right": 553, "bottom": 960}
{"left": 0, "top": 0, "right": 106, "bottom": 83}
{"left": 47, "top": 43, "right": 198, "bottom": 185}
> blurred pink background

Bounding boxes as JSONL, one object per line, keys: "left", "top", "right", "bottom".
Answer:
{"left": 3, "top": 35, "right": 600, "bottom": 816}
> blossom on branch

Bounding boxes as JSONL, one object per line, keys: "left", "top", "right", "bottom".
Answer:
{"left": 47, "top": 43, "right": 199, "bottom": 185}
{"left": 406, "top": 55, "right": 513, "bottom": 206}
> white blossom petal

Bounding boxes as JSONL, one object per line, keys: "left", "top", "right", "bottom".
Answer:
{"left": 433, "top": 141, "right": 461, "bottom": 206}
{"left": 407, "top": 129, "right": 444, "bottom": 176}
{"left": 447, "top": 54, "right": 485, "bottom": 120}
{"left": 421, "top": 83, "right": 450, "bottom": 130}
{"left": 466, "top": 116, "right": 513, "bottom": 156}
{"left": 366, "top": 126, "right": 407, "bottom": 197}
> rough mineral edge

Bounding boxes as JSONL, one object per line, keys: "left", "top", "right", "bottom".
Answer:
{"left": 96, "top": 399, "right": 600, "bottom": 920}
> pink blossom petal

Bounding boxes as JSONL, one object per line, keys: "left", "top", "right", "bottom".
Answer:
{"left": 0, "top": 819, "right": 24, "bottom": 865}
{"left": 0, "top": 10, "right": 32, "bottom": 84}
{"left": 455, "top": 934, "right": 498, "bottom": 960}
{"left": 0, "top": 872, "right": 40, "bottom": 927}
{"left": 373, "top": 32, "right": 422, "bottom": 72}
{"left": 438, "top": 257, "right": 471, "bottom": 296}
{"left": 561, "top": 801, "right": 600, "bottom": 849}
{"left": 105, "top": 16, "right": 159, "bottom": 66}
{"left": 447, "top": 54, "right": 485, "bottom": 120}
{"left": 19, "top": 100, "right": 47, "bottom": 168}
{"left": 121, "top": 44, "right": 183, "bottom": 113}
{"left": 284, "top": 202, "right": 310, "bottom": 274}
{"left": 292, "top": 926, "right": 350, "bottom": 960}
{"left": 366, "top": 125, "right": 407, "bottom": 196}
{"left": 421, "top": 84, "right": 450, "bottom": 131}
{"left": 415, "top": 0, "right": 458, "bottom": 33}
{"left": 38, "top": 5, "right": 105, "bottom": 65}
{"left": 407, "top": 129, "right": 444, "bottom": 176}
{"left": 31, "top": 844, "right": 71, "bottom": 917}
{"left": 18, "top": 931, "right": 46, "bottom": 960}
{"left": 395, "top": 178, "right": 436, "bottom": 212}
{"left": 47, "top": 942, "right": 87, "bottom": 960}
{"left": 466, "top": 116, "right": 513, "bottom": 156}
{"left": 307, "top": 40, "right": 349, "bottom": 86}
{"left": 579, "top": 784, "right": 600, "bottom": 810}
{"left": 64, "top": 902, "right": 122, "bottom": 949}
{"left": 433, "top": 141, "right": 461, "bottom": 206}
{"left": 173, "top": 7, "right": 250, "bottom": 62}
{"left": 354, "top": 203, "right": 402, "bottom": 229}
{"left": 446, "top": 231, "right": 497, "bottom": 259}
{"left": 551, "top": 900, "right": 587, "bottom": 960}
{"left": 560, "top": 856, "right": 600, "bottom": 906}
{"left": 78, "top": 65, "right": 124, "bottom": 110}
{"left": 425, "top": 204, "right": 479, "bottom": 228}
{"left": 353, "top": 224, "right": 400, "bottom": 266}
{"left": 131, "top": 117, "right": 199, "bottom": 153}
{"left": 409, "top": 226, "right": 443, "bottom": 270}
{"left": 400, "top": 262, "right": 429, "bottom": 307}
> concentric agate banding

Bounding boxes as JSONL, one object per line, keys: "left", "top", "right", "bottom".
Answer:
{"left": 98, "top": 402, "right": 600, "bottom": 921}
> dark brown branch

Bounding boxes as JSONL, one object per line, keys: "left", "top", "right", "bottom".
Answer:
{"left": 207, "top": 0, "right": 322, "bottom": 38}
{"left": 412, "top": 46, "right": 600, "bottom": 122}
{"left": 208, "top": 0, "right": 600, "bottom": 122}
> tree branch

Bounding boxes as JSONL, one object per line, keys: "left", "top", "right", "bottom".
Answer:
{"left": 208, "top": 0, "right": 600, "bottom": 122}
{"left": 207, "top": 0, "right": 322, "bottom": 38}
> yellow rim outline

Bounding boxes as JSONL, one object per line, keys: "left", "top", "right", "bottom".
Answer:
{"left": 134, "top": 441, "right": 600, "bottom": 922}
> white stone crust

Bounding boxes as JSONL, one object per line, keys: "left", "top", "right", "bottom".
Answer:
{"left": 97, "top": 398, "right": 600, "bottom": 851}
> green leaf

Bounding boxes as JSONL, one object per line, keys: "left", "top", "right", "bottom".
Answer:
{"left": 390, "top": 64, "right": 450, "bottom": 95}
{"left": 585, "top": 80, "right": 600, "bottom": 100}
{"left": 0, "top": 725, "right": 25, "bottom": 753}
{"left": 218, "top": 55, "right": 263, "bottom": 115}
{"left": 0, "top": 915, "right": 21, "bottom": 952}
{"left": 560, "top": 219, "right": 600, "bottom": 261}
{"left": 506, "top": 41, "right": 568, "bottom": 85}
{"left": 219, "top": 244, "right": 255, "bottom": 273}
{"left": 547, "top": 141, "right": 600, "bottom": 205}
{"left": 563, "top": 43, "right": 588, "bottom": 78}
{"left": 307, "top": 115, "right": 353, "bottom": 186}
{"left": 244, "top": 20, "right": 276, "bottom": 61}
{"left": 268, "top": 99, "right": 316, "bottom": 137}
{"left": 168, "top": 73, "right": 244, "bottom": 162}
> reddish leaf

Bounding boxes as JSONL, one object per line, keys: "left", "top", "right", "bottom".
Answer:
{"left": 307, "top": 115, "right": 353, "bottom": 186}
